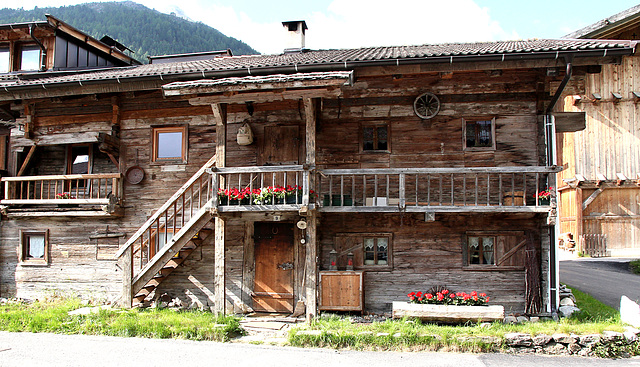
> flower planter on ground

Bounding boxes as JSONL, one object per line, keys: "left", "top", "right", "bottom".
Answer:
{"left": 392, "top": 301, "right": 504, "bottom": 322}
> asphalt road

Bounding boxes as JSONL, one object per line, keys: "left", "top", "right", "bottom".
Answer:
{"left": 559, "top": 258, "right": 640, "bottom": 310}
{"left": 1, "top": 332, "right": 639, "bottom": 367}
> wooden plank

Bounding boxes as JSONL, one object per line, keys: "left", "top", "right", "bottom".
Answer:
{"left": 553, "top": 112, "right": 586, "bottom": 132}
{"left": 2, "top": 173, "right": 120, "bottom": 182}
{"left": 392, "top": 302, "right": 505, "bottom": 322}
{"left": 582, "top": 188, "right": 602, "bottom": 210}
{"left": 17, "top": 145, "right": 36, "bottom": 177}
{"left": 185, "top": 88, "right": 342, "bottom": 104}
{"left": 13, "top": 132, "right": 103, "bottom": 147}
{"left": 320, "top": 166, "right": 561, "bottom": 175}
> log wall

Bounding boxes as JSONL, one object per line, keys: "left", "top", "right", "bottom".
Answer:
{"left": 1, "top": 66, "right": 552, "bottom": 312}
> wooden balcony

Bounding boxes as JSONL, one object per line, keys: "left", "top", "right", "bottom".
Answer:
{"left": 208, "top": 165, "right": 560, "bottom": 214}
{"left": 0, "top": 173, "right": 122, "bottom": 216}
{"left": 208, "top": 165, "right": 311, "bottom": 213}
{"left": 317, "top": 166, "right": 561, "bottom": 213}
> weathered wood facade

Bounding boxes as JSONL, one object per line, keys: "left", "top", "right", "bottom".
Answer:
{"left": 559, "top": 5, "right": 640, "bottom": 256}
{"left": 0, "top": 19, "right": 636, "bottom": 316}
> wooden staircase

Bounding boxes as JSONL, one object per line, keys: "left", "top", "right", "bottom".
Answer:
{"left": 133, "top": 225, "right": 214, "bottom": 305}
{"left": 116, "top": 155, "right": 216, "bottom": 307}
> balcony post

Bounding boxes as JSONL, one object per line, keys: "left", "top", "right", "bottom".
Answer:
{"left": 303, "top": 98, "right": 317, "bottom": 321}
{"left": 212, "top": 102, "right": 227, "bottom": 314}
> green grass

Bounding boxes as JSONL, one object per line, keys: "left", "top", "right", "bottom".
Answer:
{"left": 568, "top": 287, "right": 620, "bottom": 323}
{"left": 630, "top": 259, "right": 640, "bottom": 275}
{"left": 289, "top": 285, "right": 626, "bottom": 352}
{"left": 0, "top": 298, "right": 242, "bottom": 341}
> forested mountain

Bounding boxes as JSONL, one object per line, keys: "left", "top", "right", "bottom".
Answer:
{"left": 0, "top": 1, "right": 258, "bottom": 63}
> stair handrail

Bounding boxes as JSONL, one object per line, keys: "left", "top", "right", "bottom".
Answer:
{"left": 115, "top": 155, "right": 216, "bottom": 258}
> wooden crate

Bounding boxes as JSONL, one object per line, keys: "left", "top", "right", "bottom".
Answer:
{"left": 319, "top": 271, "right": 364, "bottom": 312}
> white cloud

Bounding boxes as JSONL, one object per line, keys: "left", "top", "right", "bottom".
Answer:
{"left": 12, "top": 0, "right": 516, "bottom": 55}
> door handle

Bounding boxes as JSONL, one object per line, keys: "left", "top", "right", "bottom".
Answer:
{"left": 277, "top": 262, "right": 294, "bottom": 270}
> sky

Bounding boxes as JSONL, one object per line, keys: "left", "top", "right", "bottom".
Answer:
{"left": 8, "top": 0, "right": 640, "bottom": 54}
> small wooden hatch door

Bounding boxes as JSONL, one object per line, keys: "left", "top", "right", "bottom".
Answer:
{"left": 253, "top": 222, "right": 295, "bottom": 313}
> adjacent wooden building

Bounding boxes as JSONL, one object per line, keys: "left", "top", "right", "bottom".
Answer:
{"left": 559, "top": 5, "right": 640, "bottom": 256}
{"left": 0, "top": 18, "right": 635, "bottom": 317}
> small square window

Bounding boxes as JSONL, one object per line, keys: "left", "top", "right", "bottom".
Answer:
{"left": 152, "top": 126, "right": 187, "bottom": 163}
{"left": 467, "top": 236, "right": 495, "bottom": 265}
{"left": 362, "top": 124, "right": 389, "bottom": 152}
{"left": 463, "top": 118, "right": 495, "bottom": 150}
{"left": 363, "top": 236, "right": 390, "bottom": 266}
{"left": 20, "top": 230, "right": 49, "bottom": 265}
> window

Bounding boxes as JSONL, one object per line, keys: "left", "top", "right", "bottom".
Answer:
{"left": 362, "top": 123, "right": 389, "bottom": 152}
{"left": 18, "top": 45, "right": 41, "bottom": 71}
{"left": 464, "top": 232, "right": 526, "bottom": 269}
{"left": 152, "top": 126, "right": 187, "bottom": 163}
{"left": 363, "top": 236, "right": 389, "bottom": 266}
{"left": 463, "top": 118, "right": 495, "bottom": 150}
{"left": 20, "top": 230, "right": 49, "bottom": 265}
{"left": 334, "top": 233, "right": 392, "bottom": 270}
{"left": 66, "top": 145, "right": 92, "bottom": 193}
{"left": 0, "top": 46, "right": 9, "bottom": 73}
{"left": 467, "top": 235, "right": 495, "bottom": 265}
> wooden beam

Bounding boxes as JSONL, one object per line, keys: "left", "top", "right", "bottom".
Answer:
{"left": 596, "top": 173, "right": 607, "bottom": 186}
{"left": 212, "top": 102, "right": 227, "bottom": 314}
{"left": 552, "top": 112, "right": 586, "bottom": 132}
{"left": 121, "top": 246, "right": 133, "bottom": 308}
{"left": 497, "top": 239, "right": 526, "bottom": 266}
{"left": 616, "top": 173, "right": 627, "bottom": 186}
{"left": 214, "top": 216, "right": 226, "bottom": 314}
{"left": 582, "top": 188, "right": 603, "bottom": 210}
{"left": 13, "top": 131, "right": 105, "bottom": 147}
{"left": 166, "top": 76, "right": 349, "bottom": 97}
{"left": 212, "top": 103, "right": 227, "bottom": 169}
{"left": 576, "top": 187, "right": 584, "bottom": 239}
{"left": 188, "top": 88, "right": 342, "bottom": 105}
{"left": 305, "top": 210, "right": 317, "bottom": 322}
{"left": 17, "top": 145, "right": 36, "bottom": 177}
{"left": 23, "top": 104, "right": 33, "bottom": 139}
{"left": 111, "top": 96, "right": 121, "bottom": 127}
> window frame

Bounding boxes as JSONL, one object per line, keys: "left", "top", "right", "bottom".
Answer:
{"left": 151, "top": 125, "right": 188, "bottom": 163}
{"left": 463, "top": 231, "right": 526, "bottom": 271}
{"left": 334, "top": 232, "right": 393, "bottom": 271}
{"left": 19, "top": 229, "right": 49, "bottom": 266}
{"left": 462, "top": 117, "right": 496, "bottom": 151}
{"left": 360, "top": 122, "right": 390, "bottom": 153}
{"left": 17, "top": 44, "right": 41, "bottom": 71}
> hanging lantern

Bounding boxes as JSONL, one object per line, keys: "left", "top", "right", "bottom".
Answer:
{"left": 236, "top": 121, "right": 254, "bottom": 145}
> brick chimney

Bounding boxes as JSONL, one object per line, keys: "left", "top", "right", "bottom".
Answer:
{"left": 282, "top": 20, "right": 308, "bottom": 54}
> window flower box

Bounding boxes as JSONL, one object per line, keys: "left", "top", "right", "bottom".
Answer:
{"left": 391, "top": 301, "right": 504, "bottom": 323}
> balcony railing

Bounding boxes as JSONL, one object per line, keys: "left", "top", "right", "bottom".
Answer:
{"left": 207, "top": 165, "right": 310, "bottom": 212}
{"left": 207, "top": 165, "right": 559, "bottom": 213}
{"left": 1, "top": 173, "right": 121, "bottom": 205}
{"left": 317, "top": 166, "right": 560, "bottom": 212}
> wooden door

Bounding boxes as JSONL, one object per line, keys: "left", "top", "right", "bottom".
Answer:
{"left": 253, "top": 222, "right": 294, "bottom": 313}
{"left": 260, "top": 125, "right": 299, "bottom": 165}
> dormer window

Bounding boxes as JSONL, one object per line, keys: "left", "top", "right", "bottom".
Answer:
{"left": 18, "top": 45, "right": 41, "bottom": 71}
{"left": 0, "top": 46, "right": 8, "bottom": 73}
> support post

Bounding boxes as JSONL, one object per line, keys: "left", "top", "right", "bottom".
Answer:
{"left": 303, "top": 98, "right": 318, "bottom": 321}
{"left": 121, "top": 245, "right": 133, "bottom": 308}
{"left": 305, "top": 210, "right": 317, "bottom": 322}
{"left": 214, "top": 216, "right": 226, "bottom": 314}
{"left": 212, "top": 103, "right": 227, "bottom": 314}
{"left": 575, "top": 187, "right": 583, "bottom": 241}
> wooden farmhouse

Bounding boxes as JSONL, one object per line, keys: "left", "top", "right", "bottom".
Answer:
{"left": 0, "top": 18, "right": 636, "bottom": 318}
{"left": 559, "top": 5, "right": 640, "bottom": 257}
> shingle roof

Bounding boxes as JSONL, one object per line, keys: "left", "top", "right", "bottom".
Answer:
{"left": 0, "top": 39, "right": 635, "bottom": 92}
{"left": 564, "top": 4, "right": 640, "bottom": 39}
